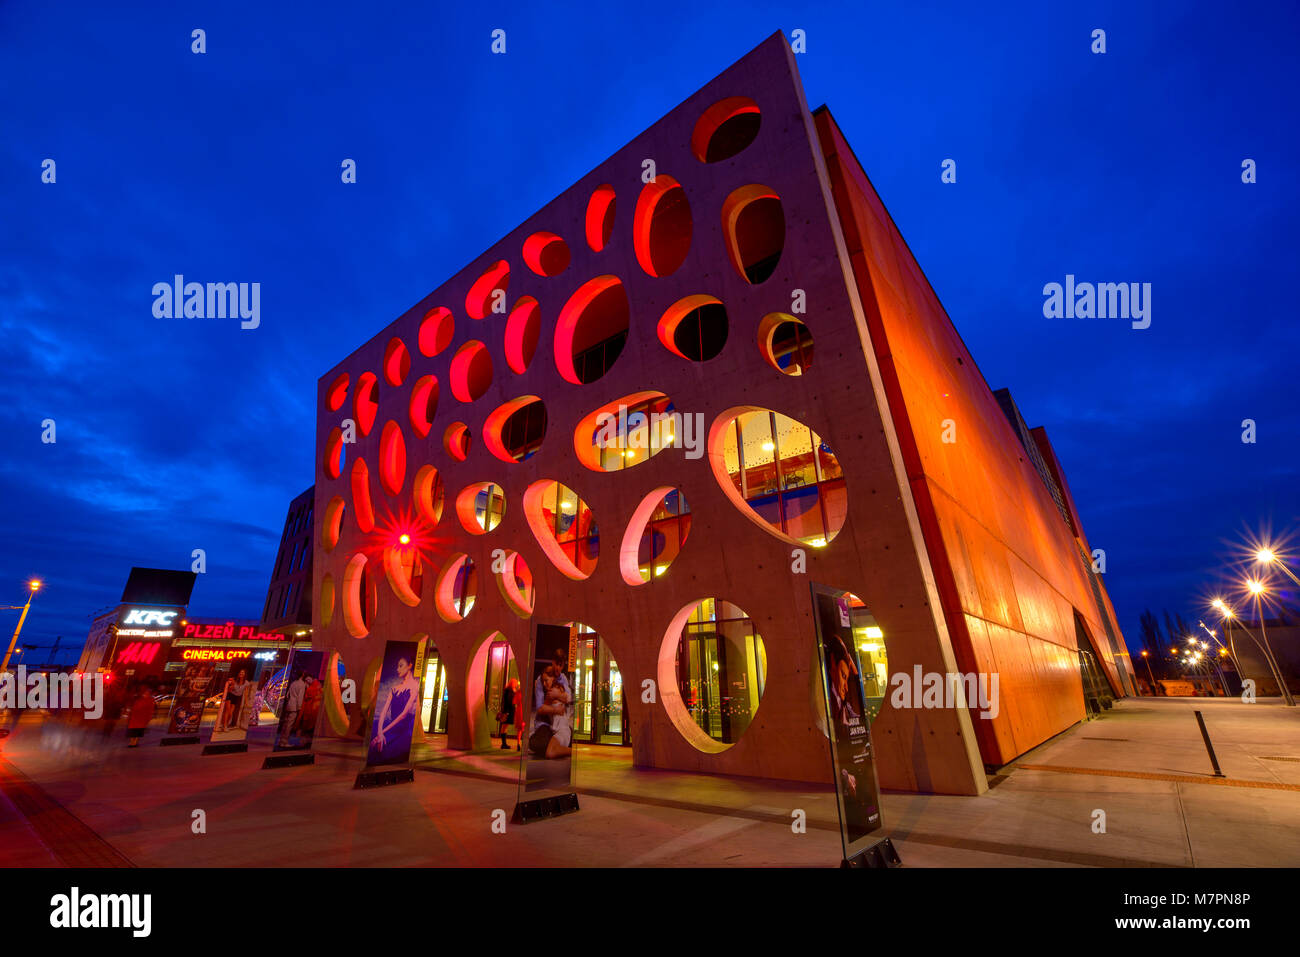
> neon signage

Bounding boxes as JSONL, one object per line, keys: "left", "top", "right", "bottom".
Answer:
{"left": 181, "top": 648, "right": 254, "bottom": 662}
{"left": 117, "top": 642, "right": 162, "bottom": 666}
{"left": 182, "top": 622, "right": 280, "bottom": 642}
{"left": 123, "top": 609, "right": 179, "bottom": 626}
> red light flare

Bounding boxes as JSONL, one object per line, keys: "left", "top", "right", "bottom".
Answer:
{"left": 364, "top": 503, "right": 451, "bottom": 570}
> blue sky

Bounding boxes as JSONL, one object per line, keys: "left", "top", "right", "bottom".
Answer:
{"left": 2, "top": 0, "right": 1297, "bottom": 664}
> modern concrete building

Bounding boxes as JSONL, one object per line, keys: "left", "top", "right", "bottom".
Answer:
{"left": 312, "top": 32, "right": 1134, "bottom": 795}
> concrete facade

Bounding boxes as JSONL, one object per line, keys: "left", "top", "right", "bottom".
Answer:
{"left": 311, "top": 33, "right": 1132, "bottom": 794}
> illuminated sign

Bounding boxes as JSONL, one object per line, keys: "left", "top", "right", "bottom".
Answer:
{"left": 117, "top": 642, "right": 163, "bottom": 666}
{"left": 182, "top": 621, "right": 281, "bottom": 642}
{"left": 123, "top": 609, "right": 179, "bottom": 626}
{"left": 181, "top": 648, "right": 254, "bottom": 662}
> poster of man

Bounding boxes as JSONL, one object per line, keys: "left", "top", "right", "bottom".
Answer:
{"left": 273, "top": 651, "right": 325, "bottom": 752}
{"left": 365, "top": 640, "right": 422, "bottom": 767}
{"left": 166, "top": 662, "right": 216, "bottom": 736}
{"left": 209, "top": 665, "right": 256, "bottom": 744}
{"left": 812, "top": 584, "right": 884, "bottom": 851}
{"left": 519, "top": 623, "right": 576, "bottom": 793}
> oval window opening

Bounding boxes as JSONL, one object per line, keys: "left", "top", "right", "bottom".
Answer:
{"left": 350, "top": 458, "right": 375, "bottom": 533}
{"left": 522, "top": 232, "right": 571, "bottom": 277}
{"left": 574, "top": 391, "right": 677, "bottom": 472}
{"left": 450, "top": 340, "right": 493, "bottom": 402}
{"left": 657, "top": 295, "right": 727, "bottom": 361}
{"left": 585, "top": 184, "right": 617, "bottom": 252}
{"left": 434, "top": 554, "right": 477, "bottom": 622}
{"left": 419, "top": 307, "right": 454, "bottom": 357}
{"left": 383, "top": 337, "right": 411, "bottom": 387}
{"left": 322, "top": 496, "right": 346, "bottom": 552}
{"left": 379, "top": 421, "right": 407, "bottom": 496}
{"left": 342, "top": 553, "right": 378, "bottom": 638}
{"left": 484, "top": 396, "right": 547, "bottom": 464}
{"left": 466, "top": 260, "right": 510, "bottom": 320}
{"left": 354, "top": 372, "right": 379, "bottom": 437}
{"left": 710, "top": 408, "right": 847, "bottom": 547}
{"left": 722, "top": 185, "right": 785, "bottom": 284}
{"left": 758, "top": 313, "right": 813, "bottom": 376}
{"left": 326, "top": 373, "right": 349, "bottom": 412}
{"left": 619, "top": 487, "right": 693, "bottom": 585}
{"left": 504, "top": 297, "right": 541, "bottom": 374}
{"left": 383, "top": 544, "right": 426, "bottom": 608}
{"left": 456, "top": 482, "right": 506, "bottom": 535}
{"left": 522, "top": 480, "right": 599, "bottom": 580}
{"left": 319, "top": 573, "right": 335, "bottom": 627}
{"left": 408, "top": 374, "right": 439, "bottom": 438}
{"left": 444, "top": 422, "right": 472, "bottom": 462}
{"left": 657, "top": 599, "right": 767, "bottom": 753}
{"left": 495, "top": 550, "right": 536, "bottom": 618}
{"left": 633, "top": 175, "right": 692, "bottom": 277}
{"left": 413, "top": 465, "right": 444, "bottom": 526}
{"left": 554, "top": 275, "right": 629, "bottom": 385}
{"left": 324, "top": 427, "right": 345, "bottom": 479}
{"left": 691, "top": 96, "right": 761, "bottom": 163}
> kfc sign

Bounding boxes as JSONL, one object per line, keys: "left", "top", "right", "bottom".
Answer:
{"left": 123, "top": 608, "right": 179, "bottom": 626}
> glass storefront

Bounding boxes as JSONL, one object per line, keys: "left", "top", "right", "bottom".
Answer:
{"left": 674, "top": 599, "right": 766, "bottom": 744}
{"left": 568, "top": 623, "right": 627, "bottom": 746}
{"left": 421, "top": 652, "right": 448, "bottom": 734}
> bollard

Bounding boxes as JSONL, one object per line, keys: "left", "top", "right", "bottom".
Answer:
{"left": 1193, "top": 710, "right": 1225, "bottom": 778}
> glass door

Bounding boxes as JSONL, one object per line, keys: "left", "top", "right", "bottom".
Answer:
{"left": 597, "top": 651, "right": 626, "bottom": 745}
{"left": 571, "top": 634, "right": 596, "bottom": 742}
{"left": 421, "top": 655, "right": 448, "bottom": 734}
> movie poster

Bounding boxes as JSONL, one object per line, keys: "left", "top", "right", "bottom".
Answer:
{"left": 273, "top": 651, "right": 325, "bottom": 752}
{"left": 811, "top": 583, "right": 884, "bottom": 851}
{"left": 364, "top": 640, "right": 423, "bottom": 767}
{"left": 209, "top": 663, "right": 257, "bottom": 744}
{"left": 520, "top": 623, "right": 577, "bottom": 793}
{"left": 167, "top": 662, "right": 216, "bottom": 735}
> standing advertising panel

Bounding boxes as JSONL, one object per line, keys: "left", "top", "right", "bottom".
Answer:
{"left": 273, "top": 650, "right": 326, "bottom": 752}
{"left": 512, "top": 622, "right": 580, "bottom": 823}
{"left": 353, "top": 639, "right": 426, "bottom": 788}
{"left": 810, "top": 582, "right": 899, "bottom": 867}
{"left": 164, "top": 661, "right": 215, "bottom": 741}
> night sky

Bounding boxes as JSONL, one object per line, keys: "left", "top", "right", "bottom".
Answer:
{"left": 3, "top": 1, "right": 1297, "bottom": 665}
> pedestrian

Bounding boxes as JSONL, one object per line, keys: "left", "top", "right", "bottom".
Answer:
{"left": 126, "top": 683, "right": 156, "bottom": 747}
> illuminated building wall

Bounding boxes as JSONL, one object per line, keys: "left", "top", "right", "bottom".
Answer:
{"left": 312, "top": 32, "right": 1132, "bottom": 794}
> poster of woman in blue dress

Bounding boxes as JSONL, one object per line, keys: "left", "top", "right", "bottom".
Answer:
{"left": 366, "top": 640, "right": 421, "bottom": 767}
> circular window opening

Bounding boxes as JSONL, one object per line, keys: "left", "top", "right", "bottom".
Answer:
{"left": 522, "top": 231, "right": 571, "bottom": 277}
{"left": 619, "top": 487, "right": 693, "bottom": 585}
{"left": 326, "top": 373, "right": 349, "bottom": 412}
{"left": 383, "top": 337, "right": 411, "bottom": 387}
{"left": 408, "top": 374, "right": 439, "bottom": 438}
{"left": 350, "top": 458, "right": 375, "bottom": 533}
{"left": 484, "top": 395, "right": 546, "bottom": 464}
{"left": 379, "top": 420, "right": 407, "bottom": 496}
{"left": 382, "top": 543, "right": 426, "bottom": 608}
{"left": 319, "top": 573, "right": 335, "bottom": 627}
{"left": 466, "top": 260, "right": 510, "bottom": 320}
{"left": 419, "top": 307, "right": 454, "bottom": 357}
{"left": 456, "top": 482, "right": 505, "bottom": 534}
{"left": 413, "top": 465, "right": 444, "bottom": 526}
{"left": 450, "top": 340, "right": 493, "bottom": 402}
{"left": 691, "top": 96, "right": 762, "bottom": 163}
{"left": 322, "top": 495, "right": 346, "bottom": 552}
{"left": 504, "top": 297, "right": 541, "bottom": 374}
{"left": 633, "top": 175, "right": 692, "bottom": 277}
{"left": 554, "top": 275, "right": 629, "bottom": 385}
{"left": 354, "top": 372, "right": 379, "bottom": 437}
{"left": 709, "top": 407, "right": 847, "bottom": 547}
{"left": 721, "top": 185, "right": 785, "bottom": 284}
{"left": 435, "top": 553, "right": 477, "bottom": 622}
{"left": 444, "top": 422, "right": 472, "bottom": 462}
{"left": 658, "top": 599, "right": 767, "bottom": 753}
{"left": 657, "top": 295, "right": 727, "bottom": 361}
{"left": 574, "top": 391, "right": 676, "bottom": 472}
{"left": 495, "top": 550, "right": 536, "bottom": 618}
{"left": 758, "top": 313, "right": 813, "bottom": 376}
{"left": 522, "top": 480, "right": 599, "bottom": 580}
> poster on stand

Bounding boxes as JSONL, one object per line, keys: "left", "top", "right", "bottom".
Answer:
{"left": 272, "top": 651, "right": 326, "bottom": 752}
{"left": 209, "top": 664, "right": 256, "bottom": 745}
{"left": 363, "top": 640, "right": 424, "bottom": 768}
{"left": 166, "top": 662, "right": 215, "bottom": 736}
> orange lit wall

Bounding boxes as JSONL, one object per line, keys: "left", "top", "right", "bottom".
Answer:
{"left": 816, "top": 110, "right": 1135, "bottom": 766}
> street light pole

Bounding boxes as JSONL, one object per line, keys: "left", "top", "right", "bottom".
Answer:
{"left": 1252, "top": 590, "right": 1295, "bottom": 707}
{"left": 1, "top": 581, "right": 41, "bottom": 675}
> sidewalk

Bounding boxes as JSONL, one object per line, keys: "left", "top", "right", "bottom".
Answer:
{"left": 0, "top": 697, "right": 1297, "bottom": 867}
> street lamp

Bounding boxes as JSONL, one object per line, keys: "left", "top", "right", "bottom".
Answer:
{"left": 1, "top": 580, "right": 42, "bottom": 675}
{"left": 1255, "top": 547, "right": 1300, "bottom": 588}
{"left": 1243, "top": 578, "right": 1295, "bottom": 707}
{"left": 1140, "top": 649, "right": 1157, "bottom": 694}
